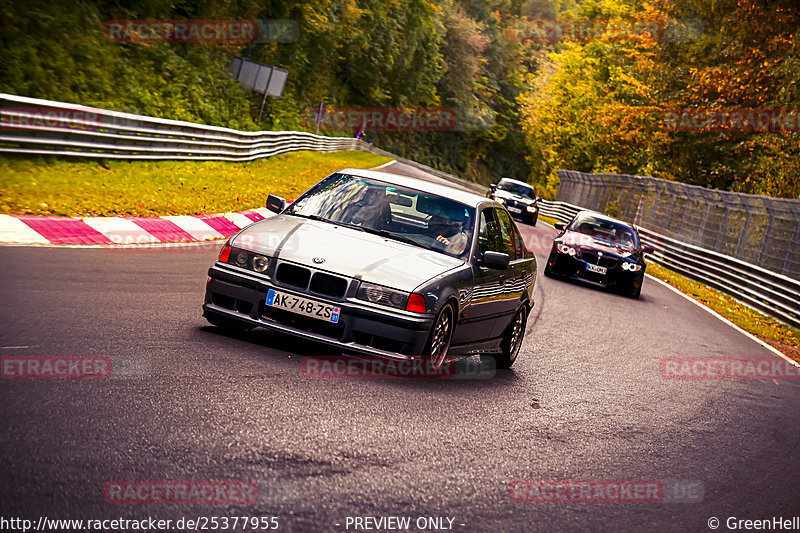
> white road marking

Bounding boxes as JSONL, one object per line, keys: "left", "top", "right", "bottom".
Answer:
{"left": 222, "top": 212, "right": 255, "bottom": 229}
{"left": 81, "top": 217, "right": 159, "bottom": 244}
{"left": 251, "top": 207, "right": 275, "bottom": 219}
{"left": 0, "top": 215, "right": 50, "bottom": 244}
{"left": 161, "top": 215, "right": 224, "bottom": 241}
{"left": 645, "top": 274, "right": 799, "bottom": 367}
{"left": 371, "top": 160, "right": 397, "bottom": 170}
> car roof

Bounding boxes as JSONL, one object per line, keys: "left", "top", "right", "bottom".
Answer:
{"left": 499, "top": 177, "right": 533, "bottom": 188}
{"left": 338, "top": 168, "right": 490, "bottom": 208}
{"left": 572, "top": 210, "right": 636, "bottom": 229}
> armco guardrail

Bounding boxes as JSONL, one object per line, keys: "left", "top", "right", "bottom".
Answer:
{"left": 0, "top": 93, "right": 486, "bottom": 195}
{"left": 538, "top": 199, "right": 800, "bottom": 329}
{"left": 0, "top": 93, "right": 365, "bottom": 161}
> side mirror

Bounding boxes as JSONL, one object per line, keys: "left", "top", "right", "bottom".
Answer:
{"left": 266, "top": 194, "right": 286, "bottom": 214}
{"left": 489, "top": 184, "right": 497, "bottom": 192}
{"left": 641, "top": 245, "right": 655, "bottom": 254}
{"left": 481, "top": 251, "right": 510, "bottom": 270}
{"left": 554, "top": 222, "right": 566, "bottom": 231}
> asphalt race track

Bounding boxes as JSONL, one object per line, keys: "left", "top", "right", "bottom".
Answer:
{"left": 1, "top": 161, "right": 799, "bottom": 532}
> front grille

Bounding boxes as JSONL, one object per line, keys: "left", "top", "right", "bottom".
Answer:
{"left": 259, "top": 303, "right": 344, "bottom": 340}
{"left": 580, "top": 252, "right": 619, "bottom": 269}
{"left": 276, "top": 263, "right": 311, "bottom": 289}
{"left": 309, "top": 272, "right": 348, "bottom": 299}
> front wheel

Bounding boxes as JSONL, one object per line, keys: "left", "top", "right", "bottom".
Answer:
{"left": 626, "top": 281, "right": 642, "bottom": 299}
{"left": 425, "top": 303, "right": 455, "bottom": 370}
{"left": 484, "top": 305, "right": 528, "bottom": 370}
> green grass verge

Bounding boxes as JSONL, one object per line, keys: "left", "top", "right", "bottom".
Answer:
{"left": 0, "top": 151, "right": 392, "bottom": 217}
{"left": 538, "top": 214, "right": 561, "bottom": 227}
{"left": 645, "top": 262, "right": 800, "bottom": 362}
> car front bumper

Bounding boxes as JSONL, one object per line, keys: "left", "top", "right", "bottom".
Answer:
{"left": 547, "top": 253, "right": 643, "bottom": 290}
{"left": 202, "top": 263, "right": 434, "bottom": 360}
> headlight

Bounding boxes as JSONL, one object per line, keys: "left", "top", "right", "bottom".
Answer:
{"left": 556, "top": 243, "right": 576, "bottom": 256}
{"left": 225, "top": 247, "right": 272, "bottom": 274}
{"left": 622, "top": 262, "right": 642, "bottom": 272}
{"left": 357, "top": 282, "right": 409, "bottom": 310}
{"left": 365, "top": 285, "right": 383, "bottom": 302}
{"left": 252, "top": 255, "right": 270, "bottom": 272}
{"left": 495, "top": 197, "right": 505, "bottom": 204}
{"left": 526, "top": 205, "right": 538, "bottom": 212}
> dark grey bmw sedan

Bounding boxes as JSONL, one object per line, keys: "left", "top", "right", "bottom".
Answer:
{"left": 203, "top": 168, "right": 537, "bottom": 369}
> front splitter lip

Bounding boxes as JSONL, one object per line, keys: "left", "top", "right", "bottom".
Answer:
{"left": 549, "top": 255, "right": 641, "bottom": 289}
{"left": 203, "top": 303, "right": 427, "bottom": 362}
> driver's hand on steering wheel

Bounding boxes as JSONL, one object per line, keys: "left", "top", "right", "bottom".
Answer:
{"left": 436, "top": 235, "right": 451, "bottom": 245}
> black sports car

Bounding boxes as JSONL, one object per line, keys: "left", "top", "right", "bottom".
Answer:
{"left": 203, "top": 168, "right": 537, "bottom": 369}
{"left": 544, "top": 211, "right": 654, "bottom": 298}
{"left": 487, "top": 177, "right": 540, "bottom": 226}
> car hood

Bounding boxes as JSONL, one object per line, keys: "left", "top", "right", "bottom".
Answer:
{"left": 493, "top": 189, "right": 535, "bottom": 204}
{"left": 559, "top": 231, "right": 636, "bottom": 258}
{"left": 231, "top": 215, "right": 465, "bottom": 291}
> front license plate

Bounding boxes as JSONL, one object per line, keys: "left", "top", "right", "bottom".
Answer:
{"left": 507, "top": 206, "right": 522, "bottom": 213}
{"left": 265, "top": 289, "right": 340, "bottom": 323}
{"left": 586, "top": 263, "right": 607, "bottom": 275}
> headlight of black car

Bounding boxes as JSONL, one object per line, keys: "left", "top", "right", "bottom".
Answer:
{"left": 556, "top": 242, "right": 577, "bottom": 256}
{"left": 218, "top": 243, "right": 271, "bottom": 273}
{"left": 621, "top": 261, "right": 643, "bottom": 272}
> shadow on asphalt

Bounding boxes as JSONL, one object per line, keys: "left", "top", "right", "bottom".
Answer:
{"left": 198, "top": 325, "right": 524, "bottom": 389}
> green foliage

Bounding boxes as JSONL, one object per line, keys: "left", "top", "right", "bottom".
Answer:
{"left": 2, "top": 0, "right": 795, "bottom": 200}
{"left": 0, "top": 0, "right": 541, "bottom": 187}
{"left": 517, "top": 0, "right": 800, "bottom": 199}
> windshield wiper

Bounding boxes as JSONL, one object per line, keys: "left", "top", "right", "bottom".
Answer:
{"left": 289, "top": 212, "right": 365, "bottom": 231}
{"left": 366, "top": 228, "right": 424, "bottom": 248}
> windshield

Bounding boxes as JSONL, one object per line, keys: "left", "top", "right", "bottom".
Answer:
{"left": 285, "top": 174, "right": 475, "bottom": 259}
{"left": 497, "top": 180, "right": 535, "bottom": 198}
{"left": 567, "top": 214, "right": 639, "bottom": 250}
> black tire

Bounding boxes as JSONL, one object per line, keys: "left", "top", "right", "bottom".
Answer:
{"left": 543, "top": 254, "right": 557, "bottom": 278}
{"left": 484, "top": 305, "right": 528, "bottom": 370}
{"left": 530, "top": 213, "right": 538, "bottom": 226}
{"left": 627, "top": 284, "right": 642, "bottom": 299}
{"left": 206, "top": 313, "right": 254, "bottom": 333}
{"left": 425, "top": 303, "right": 455, "bottom": 370}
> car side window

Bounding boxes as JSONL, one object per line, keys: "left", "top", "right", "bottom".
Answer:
{"left": 479, "top": 208, "right": 518, "bottom": 260}
{"left": 478, "top": 209, "right": 503, "bottom": 257}
{"left": 494, "top": 209, "right": 518, "bottom": 260}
